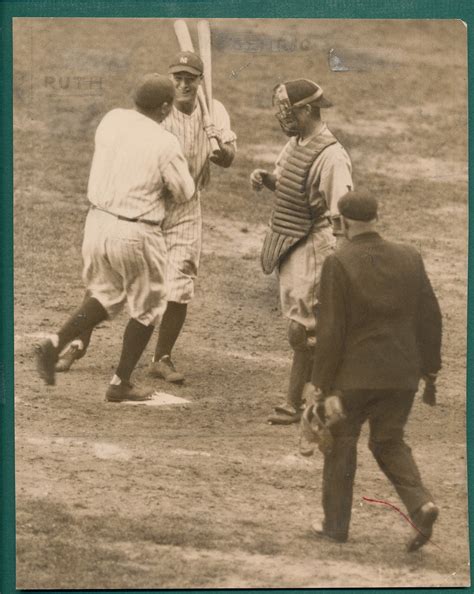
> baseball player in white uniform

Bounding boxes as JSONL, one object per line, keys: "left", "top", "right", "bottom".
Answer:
{"left": 250, "top": 79, "right": 353, "bottom": 424}
{"left": 36, "top": 74, "right": 195, "bottom": 401}
{"left": 150, "top": 51, "right": 236, "bottom": 382}
{"left": 55, "top": 51, "right": 236, "bottom": 384}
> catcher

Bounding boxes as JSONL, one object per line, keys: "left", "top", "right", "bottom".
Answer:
{"left": 250, "top": 79, "right": 353, "bottom": 425}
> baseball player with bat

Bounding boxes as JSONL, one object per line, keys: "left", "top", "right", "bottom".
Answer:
{"left": 55, "top": 21, "right": 236, "bottom": 384}
{"left": 250, "top": 79, "right": 353, "bottom": 425}
{"left": 35, "top": 74, "right": 195, "bottom": 400}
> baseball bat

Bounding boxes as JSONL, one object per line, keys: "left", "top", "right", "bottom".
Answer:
{"left": 197, "top": 20, "right": 214, "bottom": 121}
{"left": 173, "top": 20, "right": 220, "bottom": 154}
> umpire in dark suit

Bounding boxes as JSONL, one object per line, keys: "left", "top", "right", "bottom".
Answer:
{"left": 310, "top": 190, "right": 442, "bottom": 551}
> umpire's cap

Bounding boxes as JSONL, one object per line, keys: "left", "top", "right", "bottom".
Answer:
{"left": 338, "top": 191, "right": 378, "bottom": 221}
{"left": 283, "top": 79, "right": 333, "bottom": 109}
{"left": 133, "top": 73, "right": 175, "bottom": 110}
{"left": 169, "top": 51, "right": 204, "bottom": 76}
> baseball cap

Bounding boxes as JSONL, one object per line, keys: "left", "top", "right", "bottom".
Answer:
{"left": 338, "top": 191, "right": 378, "bottom": 221}
{"left": 169, "top": 51, "right": 204, "bottom": 76}
{"left": 283, "top": 79, "right": 333, "bottom": 109}
{"left": 133, "top": 73, "right": 175, "bottom": 110}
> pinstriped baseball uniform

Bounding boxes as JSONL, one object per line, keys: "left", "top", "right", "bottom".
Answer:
{"left": 161, "top": 99, "right": 236, "bottom": 303}
{"left": 84, "top": 108, "right": 195, "bottom": 325}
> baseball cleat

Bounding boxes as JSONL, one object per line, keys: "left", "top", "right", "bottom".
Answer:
{"left": 407, "top": 502, "right": 439, "bottom": 552}
{"left": 35, "top": 338, "right": 59, "bottom": 386}
{"left": 311, "top": 520, "right": 348, "bottom": 543}
{"left": 55, "top": 343, "right": 84, "bottom": 372}
{"left": 150, "top": 355, "right": 184, "bottom": 383}
{"left": 105, "top": 382, "right": 153, "bottom": 403}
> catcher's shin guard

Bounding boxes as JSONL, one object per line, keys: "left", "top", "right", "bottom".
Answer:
{"left": 286, "top": 320, "right": 315, "bottom": 408}
{"left": 287, "top": 350, "right": 313, "bottom": 409}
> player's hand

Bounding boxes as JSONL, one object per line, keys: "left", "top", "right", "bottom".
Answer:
{"left": 250, "top": 168, "right": 269, "bottom": 192}
{"left": 422, "top": 373, "right": 437, "bottom": 406}
{"left": 209, "top": 143, "right": 235, "bottom": 168}
{"left": 204, "top": 124, "right": 222, "bottom": 144}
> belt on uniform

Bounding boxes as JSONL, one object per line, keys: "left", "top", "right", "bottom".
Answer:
{"left": 90, "top": 204, "right": 161, "bottom": 227}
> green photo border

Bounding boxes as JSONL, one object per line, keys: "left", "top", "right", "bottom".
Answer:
{"left": 1, "top": 1, "right": 472, "bottom": 593}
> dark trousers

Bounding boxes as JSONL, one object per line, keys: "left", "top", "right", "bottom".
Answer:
{"left": 322, "top": 389, "right": 433, "bottom": 541}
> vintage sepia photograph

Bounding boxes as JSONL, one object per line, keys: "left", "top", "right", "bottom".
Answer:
{"left": 12, "top": 17, "right": 469, "bottom": 588}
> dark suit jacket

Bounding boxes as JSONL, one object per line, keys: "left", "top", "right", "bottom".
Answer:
{"left": 312, "top": 232, "right": 442, "bottom": 392}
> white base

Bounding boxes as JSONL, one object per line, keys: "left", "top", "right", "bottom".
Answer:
{"left": 121, "top": 391, "right": 191, "bottom": 406}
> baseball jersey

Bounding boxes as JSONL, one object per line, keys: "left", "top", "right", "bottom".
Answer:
{"left": 160, "top": 98, "right": 236, "bottom": 303}
{"left": 88, "top": 108, "right": 195, "bottom": 223}
{"left": 162, "top": 99, "right": 236, "bottom": 227}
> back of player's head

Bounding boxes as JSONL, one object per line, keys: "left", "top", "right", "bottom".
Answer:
{"left": 133, "top": 73, "right": 175, "bottom": 112}
{"left": 338, "top": 191, "right": 378, "bottom": 222}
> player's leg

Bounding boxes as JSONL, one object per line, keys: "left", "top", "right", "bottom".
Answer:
{"left": 105, "top": 318, "right": 156, "bottom": 402}
{"left": 150, "top": 209, "right": 201, "bottom": 383}
{"left": 55, "top": 291, "right": 95, "bottom": 372}
{"left": 267, "top": 320, "right": 313, "bottom": 424}
{"left": 268, "top": 231, "right": 323, "bottom": 424}
{"left": 35, "top": 297, "right": 108, "bottom": 386}
{"left": 106, "top": 222, "right": 168, "bottom": 401}
{"left": 150, "top": 301, "right": 187, "bottom": 383}
{"left": 36, "top": 209, "right": 119, "bottom": 386}
{"left": 287, "top": 321, "right": 314, "bottom": 407}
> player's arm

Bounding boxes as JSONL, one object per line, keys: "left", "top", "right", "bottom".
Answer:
{"left": 207, "top": 100, "right": 237, "bottom": 168}
{"left": 313, "top": 147, "right": 353, "bottom": 237}
{"left": 162, "top": 142, "right": 196, "bottom": 204}
{"left": 250, "top": 143, "right": 283, "bottom": 193}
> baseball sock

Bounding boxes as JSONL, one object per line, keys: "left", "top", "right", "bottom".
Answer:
{"left": 56, "top": 297, "right": 107, "bottom": 353}
{"left": 154, "top": 301, "right": 187, "bottom": 361}
{"left": 69, "top": 291, "right": 95, "bottom": 354}
{"left": 115, "top": 318, "right": 155, "bottom": 383}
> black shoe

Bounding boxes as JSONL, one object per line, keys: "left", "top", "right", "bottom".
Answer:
{"left": 407, "top": 502, "right": 439, "bottom": 552}
{"left": 55, "top": 343, "right": 84, "bottom": 372}
{"left": 150, "top": 355, "right": 184, "bottom": 383}
{"left": 311, "top": 520, "right": 348, "bottom": 543}
{"left": 35, "top": 338, "right": 58, "bottom": 386}
{"left": 105, "top": 382, "right": 153, "bottom": 403}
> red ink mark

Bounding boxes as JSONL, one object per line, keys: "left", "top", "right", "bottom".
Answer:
{"left": 362, "top": 497, "right": 442, "bottom": 551}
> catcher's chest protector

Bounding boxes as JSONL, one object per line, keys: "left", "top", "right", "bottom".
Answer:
{"left": 261, "top": 132, "right": 337, "bottom": 275}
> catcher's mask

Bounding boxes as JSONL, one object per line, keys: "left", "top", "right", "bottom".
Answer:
{"left": 299, "top": 394, "right": 345, "bottom": 457}
{"left": 272, "top": 80, "right": 333, "bottom": 137}
{"left": 299, "top": 401, "right": 334, "bottom": 456}
{"left": 272, "top": 83, "right": 301, "bottom": 137}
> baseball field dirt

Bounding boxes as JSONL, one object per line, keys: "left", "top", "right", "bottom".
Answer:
{"left": 13, "top": 18, "right": 469, "bottom": 588}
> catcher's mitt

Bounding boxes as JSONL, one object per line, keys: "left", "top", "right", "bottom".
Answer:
{"left": 299, "top": 393, "right": 345, "bottom": 457}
